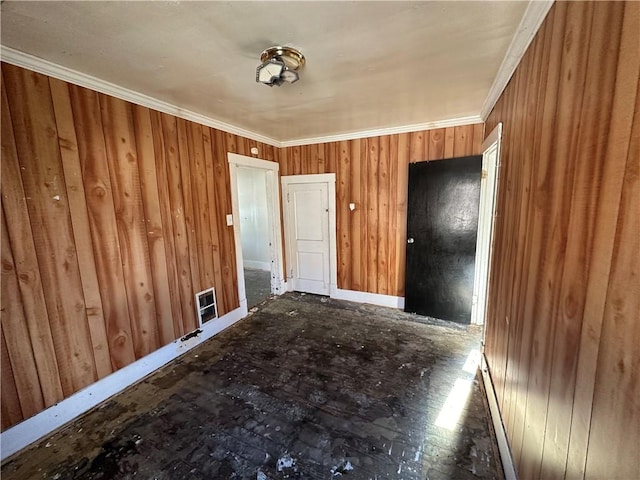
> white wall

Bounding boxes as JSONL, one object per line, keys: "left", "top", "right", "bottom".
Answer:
{"left": 237, "top": 167, "right": 271, "bottom": 271}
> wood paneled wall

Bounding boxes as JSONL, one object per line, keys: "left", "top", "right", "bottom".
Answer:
{"left": 484, "top": 2, "right": 639, "bottom": 479}
{"left": 0, "top": 63, "right": 278, "bottom": 430}
{"left": 279, "top": 124, "right": 483, "bottom": 296}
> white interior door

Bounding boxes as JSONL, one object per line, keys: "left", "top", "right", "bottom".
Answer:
{"left": 471, "top": 123, "right": 502, "bottom": 325}
{"left": 282, "top": 174, "right": 337, "bottom": 296}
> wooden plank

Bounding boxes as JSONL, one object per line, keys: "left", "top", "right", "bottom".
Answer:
{"left": 149, "top": 110, "right": 185, "bottom": 337}
{"left": 3, "top": 63, "right": 97, "bottom": 395}
{"left": 387, "top": 135, "right": 399, "bottom": 296}
{"left": 472, "top": 123, "right": 484, "bottom": 154}
{"left": 100, "top": 94, "right": 159, "bottom": 358}
{"left": 337, "top": 140, "right": 351, "bottom": 289}
{"left": 1, "top": 329, "right": 23, "bottom": 430}
{"left": 395, "top": 133, "right": 410, "bottom": 296}
{"left": 326, "top": 142, "right": 338, "bottom": 175}
{"left": 541, "top": 3, "right": 620, "bottom": 477}
{"left": 428, "top": 128, "right": 445, "bottom": 160}
{"left": 349, "top": 140, "right": 362, "bottom": 292}
{"left": 376, "top": 135, "right": 390, "bottom": 295}
{"left": 520, "top": 4, "right": 592, "bottom": 478}
{"left": 202, "top": 127, "right": 227, "bottom": 315}
{"left": 409, "top": 131, "right": 424, "bottom": 163}
{"left": 567, "top": 3, "right": 640, "bottom": 478}
{"left": 132, "top": 105, "right": 177, "bottom": 346}
{"left": 366, "top": 137, "right": 379, "bottom": 293}
{"left": 176, "top": 118, "right": 202, "bottom": 295}
{"left": 1, "top": 209, "right": 46, "bottom": 419}
{"left": 443, "top": 127, "right": 455, "bottom": 158}
{"left": 159, "top": 113, "right": 195, "bottom": 331}
{"left": 316, "top": 142, "right": 326, "bottom": 173}
{"left": 49, "top": 78, "right": 112, "bottom": 379}
{"left": 186, "top": 121, "right": 215, "bottom": 290}
{"left": 506, "top": 16, "right": 553, "bottom": 464}
{"left": 453, "top": 125, "right": 472, "bottom": 157}
{"left": 584, "top": 62, "right": 640, "bottom": 480}
{"left": 1, "top": 76, "right": 64, "bottom": 406}
{"left": 66, "top": 84, "right": 136, "bottom": 370}
{"left": 359, "top": 138, "right": 369, "bottom": 290}
{"left": 213, "top": 131, "right": 239, "bottom": 313}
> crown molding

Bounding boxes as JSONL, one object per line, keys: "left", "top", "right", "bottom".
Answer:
{"left": 480, "top": 0, "right": 554, "bottom": 120}
{"left": 0, "top": 46, "right": 282, "bottom": 147}
{"left": 1, "top": 47, "right": 484, "bottom": 149}
{"left": 280, "top": 115, "right": 484, "bottom": 148}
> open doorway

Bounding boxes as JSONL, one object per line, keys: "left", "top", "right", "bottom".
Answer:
{"left": 470, "top": 123, "right": 502, "bottom": 326}
{"left": 228, "top": 153, "right": 285, "bottom": 313}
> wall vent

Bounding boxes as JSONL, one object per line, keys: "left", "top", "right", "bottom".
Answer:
{"left": 195, "top": 287, "right": 218, "bottom": 326}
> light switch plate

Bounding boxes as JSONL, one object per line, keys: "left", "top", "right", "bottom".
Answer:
{"left": 226, "top": 214, "right": 233, "bottom": 226}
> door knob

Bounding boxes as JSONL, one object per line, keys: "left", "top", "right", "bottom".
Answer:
{"left": 407, "top": 237, "right": 415, "bottom": 244}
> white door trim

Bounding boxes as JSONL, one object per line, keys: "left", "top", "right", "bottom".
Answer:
{"left": 471, "top": 123, "right": 502, "bottom": 325}
{"left": 281, "top": 174, "right": 337, "bottom": 295}
{"left": 228, "top": 153, "right": 286, "bottom": 315}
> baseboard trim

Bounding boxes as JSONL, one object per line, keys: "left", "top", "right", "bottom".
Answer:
{"left": 331, "top": 288, "right": 405, "bottom": 309}
{"left": 480, "top": 354, "right": 518, "bottom": 480}
{"left": 0, "top": 307, "right": 246, "bottom": 462}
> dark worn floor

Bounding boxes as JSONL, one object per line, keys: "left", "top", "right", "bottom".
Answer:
{"left": 1, "top": 293, "right": 503, "bottom": 480}
{"left": 245, "top": 268, "right": 272, "bottom": 308}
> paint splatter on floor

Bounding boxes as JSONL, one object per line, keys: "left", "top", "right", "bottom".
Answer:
{"left": 1, "top": 293, "right": 503, "bottom": 480}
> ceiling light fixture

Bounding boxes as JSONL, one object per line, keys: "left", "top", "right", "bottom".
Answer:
{"left": 256, "top": 46, "right": 305, "bottom": 87}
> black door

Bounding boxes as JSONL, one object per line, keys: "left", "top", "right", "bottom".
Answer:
{"left": 404, "top": 156, "right": 482, "bottom": 323}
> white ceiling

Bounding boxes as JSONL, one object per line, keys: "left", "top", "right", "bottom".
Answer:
{"left": 1, "top": 1, "right": 531, "bottom": 144}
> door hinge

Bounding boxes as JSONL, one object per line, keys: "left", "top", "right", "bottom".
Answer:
{"left": 287, "top": 192, "right": 290, "bottom": 203}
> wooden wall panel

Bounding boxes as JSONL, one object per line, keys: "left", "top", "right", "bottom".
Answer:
{"left": 279, "top": 124, "right": 482, "bottom": 296}
{"left": 3, "top": 65, "right": 98, "bottom": 395}
{"left": 484, "top": 2, "right": 640, "bottom": 479}
{"left": 0, "top": 62, "right": 275, "bottom": 430}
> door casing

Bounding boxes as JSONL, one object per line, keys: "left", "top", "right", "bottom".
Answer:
{"left": 281, "top": 174, "right": 337, "bottom": 295}
{"left": 228, "top": 153, "right": 285, "bottom": 316}
{"left": 471, "top": 123, "right": 502, "bottom": 326}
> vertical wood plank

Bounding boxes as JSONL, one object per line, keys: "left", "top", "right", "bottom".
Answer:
{"left": 567, "top": 3, "right": 640, "bottom": 477}
{"left": 443, "top": 127, "right": 455, "bottom": 158}
{"left": 366, "top": 137, "right": 379, "bottom": 293}
{"left": 187, "top": 122, "right": 216, "bottom": 289}
{"left": 409, "top": 131, "right": 425, "bottom": 163}
{"left": 1, "top": 330, "right": 23, "bottom": 429}
{"left": 149, "top": 110, "right": 185, "bottom": 337}
{"left": 1, "top": 76, "right": 64, "bottom": 406}
{"left": 585, "top": 70, "right": 640, "bottom": 480}
{"left": 350, "top": 140, "right": 362, "bottom": 292}
{"left": 159, "top": 113, "right": 195, "bottom": 331}
{"left": 67, "top": 84, "right": 136, "bottom": 370}
{"left": 203, "top": 127, "right": 227, "bottom": 315}
{"left": 395, "top": 133, "right": 410, "bottom": 296}
{"left": 3, "top": 64, "right": 97, "bottom": 394}
{"left": 337, "top": 140, "right": 351, "bottom": 289}
{"left": 376, "top": 135, "right": 390, "bottom": 295}
{"left": 132, "top": 105, "right": 177, "bottom": 346}
{"left": 387, "top": 134, "right": 399, "bottom": 296}
{"left": 49, "top": 78, "right": 112, "bottom": 379}
{"left": 428, "top": 128, "right": 445, "bottom": 160}
{"left": 1, "top": 209, "right": 46, "bottom": 418}
{"left": 359, "top": 138, "right": 369, "bottom": 290}
{"left": 176, "top": 119, "right": 202, "bottom": 295}
{"left": 100, "top": 95, "right": 159, "bottom": 358}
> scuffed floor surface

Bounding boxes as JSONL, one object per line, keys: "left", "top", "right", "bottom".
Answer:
{"left": 2, "top": 293, "right": 503, "bottom": 480}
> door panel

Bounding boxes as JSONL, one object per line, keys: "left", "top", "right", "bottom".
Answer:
{"left": 287, "top": 182, "right": 330, "bottom": 295}
{"left": 405, "top": 156, "right": 482, "bottom": 323}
